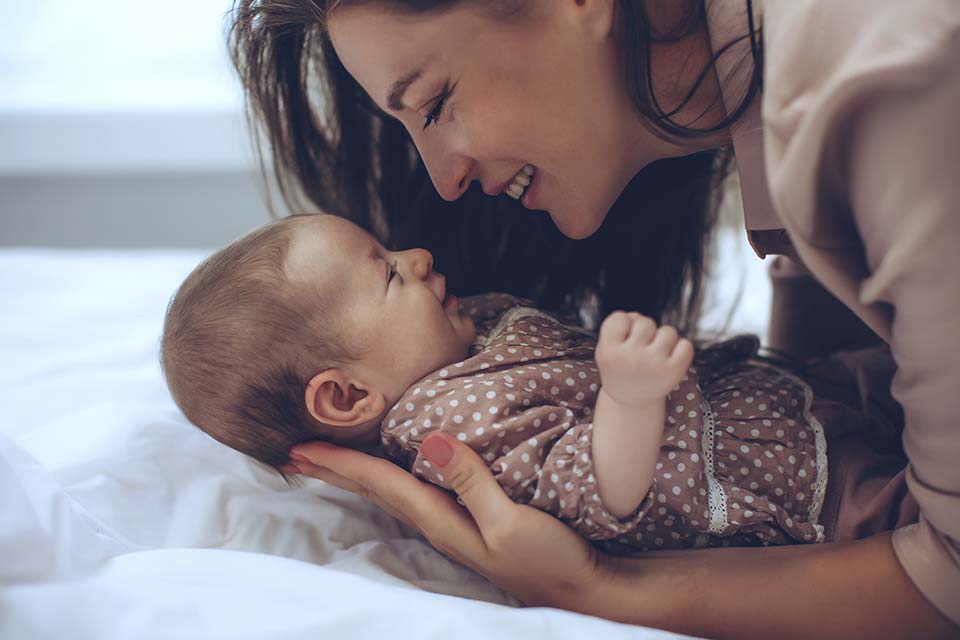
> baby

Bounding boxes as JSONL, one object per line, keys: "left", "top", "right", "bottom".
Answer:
{"left": 162, "top": 213, "right": 829, "bottom": 551}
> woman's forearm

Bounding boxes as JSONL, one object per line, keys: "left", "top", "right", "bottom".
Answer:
{"left": 571, "top": 533, "right": 956, "bottom": 640}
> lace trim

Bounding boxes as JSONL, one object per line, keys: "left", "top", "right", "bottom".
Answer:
{"left": 795, "top": 372, "right": 828, "bottom": 541}
{"left": 699, "top": 400, "right": 730, "bottom": 535}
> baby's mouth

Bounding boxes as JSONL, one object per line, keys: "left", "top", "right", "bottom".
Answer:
{"left": 442, "top": 292, "right": 459, "bottom": 311}
{"left": 504, "top": 164, "right": 536, "bottom": 200}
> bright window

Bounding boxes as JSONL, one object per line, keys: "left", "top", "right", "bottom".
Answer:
{"left": 0, "top": 0, "right": 241, "bottom": 110}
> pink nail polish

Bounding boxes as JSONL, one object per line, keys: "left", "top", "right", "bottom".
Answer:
{"left": 421, "top": 435, "right": 454, "bottom": 467}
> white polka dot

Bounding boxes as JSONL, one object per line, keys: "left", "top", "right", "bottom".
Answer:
{"left": 457, "top": 433, "right": 468, "bottom": 441}
{"left": 405, "top": 402, "right": 415, "bottom": 411}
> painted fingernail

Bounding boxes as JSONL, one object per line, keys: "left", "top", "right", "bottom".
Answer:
{"left": 421, "top": 434, "right": 454, "bottom": 468}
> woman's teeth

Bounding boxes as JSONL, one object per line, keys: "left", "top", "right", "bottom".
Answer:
{"left": 505, "top": 164, "right": 536, "bottom": 199}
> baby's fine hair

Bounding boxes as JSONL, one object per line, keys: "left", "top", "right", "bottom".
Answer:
{"left": 160, "top": 214, "right": 354, "bottom": 470}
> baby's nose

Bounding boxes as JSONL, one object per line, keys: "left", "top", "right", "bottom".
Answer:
{"left": 409, "top": 248, "right": 434, "bottom": 279}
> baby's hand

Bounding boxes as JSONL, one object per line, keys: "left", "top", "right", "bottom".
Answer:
{"left": 595, "top": 311, "right": 695, "bottom": 407}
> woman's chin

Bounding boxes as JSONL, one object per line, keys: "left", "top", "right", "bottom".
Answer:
{"left": 549, "top": 207, "right": 606, "bottom": 240}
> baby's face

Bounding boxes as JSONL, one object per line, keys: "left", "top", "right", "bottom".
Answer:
{"left": 285, "top": 215, "right": 477, "bottom": 401}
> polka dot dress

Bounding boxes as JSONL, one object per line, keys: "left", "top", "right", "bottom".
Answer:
{"left": 381, "top": 294, "right": 828, "bottom": 551}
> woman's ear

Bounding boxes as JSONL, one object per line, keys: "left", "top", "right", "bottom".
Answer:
{"left": 304, "top": 369, "right": 386, "bottom": 429}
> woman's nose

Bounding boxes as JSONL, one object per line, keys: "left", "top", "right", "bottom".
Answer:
{"left": 405, "top": 248, "right": 434, "bottom": 280}
{"left": 417, "top": 138, "right": 475, "bottom": 201}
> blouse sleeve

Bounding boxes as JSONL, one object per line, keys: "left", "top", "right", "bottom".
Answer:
{"left": 844, "top": 31, "right": 960, "bottom": 625}
{"left": 408, "top": 402, "right": 652, "bottom": 542}
{"left": 489, "top": 405, "right": 653, "bottom": 542}
{"left": 763, "top": 0, "right": 960, "bottom": 623}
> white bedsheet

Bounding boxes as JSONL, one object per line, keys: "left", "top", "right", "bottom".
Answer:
{"left": 0, "top": 237, "right": 768, "bottom": 640}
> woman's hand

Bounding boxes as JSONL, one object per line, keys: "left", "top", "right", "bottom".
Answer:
{"left": 287, "top": 436, "right": 957, "bottom": 639}
{"left": 287, "top": 433, "right": 607, "bottom": 609}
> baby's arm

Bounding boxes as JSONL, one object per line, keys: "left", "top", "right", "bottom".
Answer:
{"left": 591, "top": 312, "right": 694, "bottom": 518}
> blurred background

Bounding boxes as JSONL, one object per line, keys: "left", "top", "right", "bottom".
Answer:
{"left": 0, "top": 0, "right": 271, "bottom": 247}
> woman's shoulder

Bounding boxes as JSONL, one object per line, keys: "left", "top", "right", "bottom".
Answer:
{"left": 762, "top": 0, "right": 959, "bottom": 109}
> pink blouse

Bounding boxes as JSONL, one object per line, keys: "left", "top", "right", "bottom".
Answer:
{"left": 709, "top": 0, "right": 960, "bottom": 623}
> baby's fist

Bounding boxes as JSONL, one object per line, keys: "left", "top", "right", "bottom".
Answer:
{"left": 595, "top": 311, "right": 695, "bottom": 407}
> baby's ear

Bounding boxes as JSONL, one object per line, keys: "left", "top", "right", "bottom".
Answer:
{"left": 304, "top": 369, "right": 386, "bottom": 429}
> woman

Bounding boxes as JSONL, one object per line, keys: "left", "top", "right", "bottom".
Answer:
{"left": 229, "top": 1, "right": 959, "bottom": 637}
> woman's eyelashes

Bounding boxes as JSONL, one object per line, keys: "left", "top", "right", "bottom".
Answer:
{"left": 422, "top": 81, "right": 455, "bottom": 130}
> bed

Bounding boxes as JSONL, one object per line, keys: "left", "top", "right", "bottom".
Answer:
{"left": 0, "top": 232, "right": 769, "bottom": 639}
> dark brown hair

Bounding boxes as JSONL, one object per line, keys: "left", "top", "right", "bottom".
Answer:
{"left": 160, "top": 215, "right": 354, "bottom": 469}
{"left": 226, "top": 0, "right": 763, "bottom": 332}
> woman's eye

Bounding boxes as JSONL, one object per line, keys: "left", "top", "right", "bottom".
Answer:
{"left": 422, "top": 83, "right": 454, "bottom": 130}
{"left": 422, "top": 96, "right": 446, "bottom": 130}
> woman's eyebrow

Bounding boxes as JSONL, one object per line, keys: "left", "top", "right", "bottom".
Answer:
{"left": 387, "top": 67, "right": 424, "bottom": 112}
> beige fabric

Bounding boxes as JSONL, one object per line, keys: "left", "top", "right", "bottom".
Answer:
{"left": 709, "top": 0, "right": 960, "bottom": 623}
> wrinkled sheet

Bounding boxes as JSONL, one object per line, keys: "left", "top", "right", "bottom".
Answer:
{"left": 0, "top": 236, "right": 768, "bottom": 639}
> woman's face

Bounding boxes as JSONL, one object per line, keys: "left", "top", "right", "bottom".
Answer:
{"left": 327, "top": 0, "right": 668, "bottom": 239}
